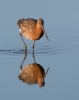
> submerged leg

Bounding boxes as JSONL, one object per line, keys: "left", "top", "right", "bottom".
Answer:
{"left": 32, "top": 41, "right": 35, "bottom": 51}
{"left": 20, "top": 33, "right": 27, "bottom": 52}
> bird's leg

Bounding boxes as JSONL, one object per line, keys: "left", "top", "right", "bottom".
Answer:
{"left": 32, "top": 50, "right": 36, "bottom": 63}
{"left": 20, "top": 33, "right": 27, "bottom": 52}
{"left": 32, "top": 41, "right": 35, "bottom": 52}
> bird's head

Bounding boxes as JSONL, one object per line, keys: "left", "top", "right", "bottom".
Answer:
{"left": 37, "top": 18, "right": 49, "bottom": 41}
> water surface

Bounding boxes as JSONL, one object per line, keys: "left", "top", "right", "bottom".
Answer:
{"left": 0, "top": 0, "right": 79, "bottom": 100}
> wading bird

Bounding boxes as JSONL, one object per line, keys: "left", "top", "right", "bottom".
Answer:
{"left": 17, "top": 18, "right": 49, "bottom": 51}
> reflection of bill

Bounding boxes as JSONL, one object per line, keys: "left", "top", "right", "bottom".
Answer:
{"left": 18, "top": 63, "right": 49, "bottom": 87}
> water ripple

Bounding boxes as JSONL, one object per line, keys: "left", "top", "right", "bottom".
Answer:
{"left": 0, "top": 40, "right": 79, "bottom": 55}
{"left": 0, "top": 48, "right": 53, "bottom": 55}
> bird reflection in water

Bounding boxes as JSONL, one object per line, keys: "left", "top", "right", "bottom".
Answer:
{"left": 18, "top": 50, "right": 49, "bottom": 87}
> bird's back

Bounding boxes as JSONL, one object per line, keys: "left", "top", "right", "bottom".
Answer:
{"left": 17, "top": 18, "right": 37, "bottom": 33}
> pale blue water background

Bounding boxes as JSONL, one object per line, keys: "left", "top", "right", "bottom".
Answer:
{"left": 0, "top": 0, "right": 79, "bottom": 100}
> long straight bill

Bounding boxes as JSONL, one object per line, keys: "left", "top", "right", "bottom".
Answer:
{"left": 44, "top": 67, "right": 49, "bottom": 79}
{"left": 41, "top": 26, "right": 49, "bottom": 41}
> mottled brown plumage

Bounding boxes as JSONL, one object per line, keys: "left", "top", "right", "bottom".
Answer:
{"left": 18, "top": 63, "right": 49, "bottom": 87}
{"left": 17, "top": 18, "right": 49, "bottom": 50}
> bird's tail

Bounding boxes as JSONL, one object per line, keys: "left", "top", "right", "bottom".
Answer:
{"left": 17, "top": 19, "right": 25, "bottom": 26}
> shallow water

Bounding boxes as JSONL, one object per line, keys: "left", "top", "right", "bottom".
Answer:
{"left": 0, "top": 51, "right": 79, "bottom": 100}
{"left": 0, "top": 0, "right": 79, "bottom": 100}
